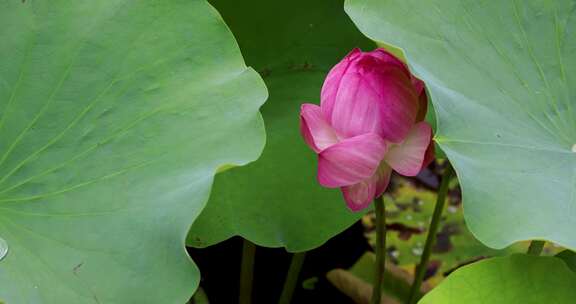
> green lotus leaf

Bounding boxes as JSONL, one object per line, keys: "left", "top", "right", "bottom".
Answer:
{"left": 346, "top": 0, "right": 576, "bottom": 249}
{"left": 419, "top": 254, "right": 576, "bottom": 303}
{"left": 187, "top": 0, "right": 375, "bottom": 251}
{"left": 0, "top": 0, "right": 266, "bottom": 302}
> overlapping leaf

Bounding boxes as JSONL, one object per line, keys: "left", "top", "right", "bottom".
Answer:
{"left": 187, "top": 0, "right": 375, "bottom": 251}
{"left": 346, "top": 0, "right": 576, "bottom": 249}
{"left": 0, "top": 0, "right": 266, "bottom": 302}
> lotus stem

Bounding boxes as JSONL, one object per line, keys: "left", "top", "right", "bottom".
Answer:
{"left": 239, "top": 239, "right": 256, "bottom": 304}
{"left": 371, "top": 195, "right": 386, "bottom": 304}
{"left": 407, "top": 164, "right": 454, "bottom": 304}
{"left": 527, "top": 240, "right": 545, "bottom": 256}
{"left": 278, "top": 251, "right": 307, "bottom": 304}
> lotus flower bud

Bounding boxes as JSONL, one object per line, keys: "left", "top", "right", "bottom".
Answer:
{"left": 300, "top": 48, "right": 434, "bottom": 211}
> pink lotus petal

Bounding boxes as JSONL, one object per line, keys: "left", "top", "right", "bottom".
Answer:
{"left": 321, "top": 48, "right": 361, "bottom": 120}
{"left": 318, "top": 133, "right": 387, "bottom": 188}
{"left": 341, "top": 163, "right": 392, "bottom": 211}
{"left": 329, "top": 72, "right": 385, "bottom": 138}
{"left": 300, "top": 103, "right": 339, "bottom": 153}
{"left": 422, "top": 137, "right": 436, "bottom": 169}
{"left": 366, "top": 67, "right": 420, "bottom": 142}
{"left": 411, "top": 77, "right": 428, "bottom": 122}
{"left": 373, "top": 163, "right": 393, "bottom": 198}
{"left": 411, "top": 75, "right": 425, "bottom": 94}
{"left": 385, "top": 122, "right": 433, "bottom": 176}
{"left": 374, "top": 48, "right": 428, "bottom": 123}
{"left": 330, "top": 64, "right": 419, "bottom": 141}
{"left": 369, "top": 48, "right": 410, "bottom": 76}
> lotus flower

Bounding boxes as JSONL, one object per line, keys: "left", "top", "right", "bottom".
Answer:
{"left": 300, "top": 48, "right": 434, "bottom": 211}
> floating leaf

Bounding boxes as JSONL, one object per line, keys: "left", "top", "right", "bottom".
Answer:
{"left": 0, "top": 0, "right": 266, "bottom": 302}
{"left": 346, "top": 0, "right": 576, "bottom": 249}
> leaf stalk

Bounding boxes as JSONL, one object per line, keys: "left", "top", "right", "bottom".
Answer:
{"left": 407, "top": 164, "right": 454, "bottom": 304}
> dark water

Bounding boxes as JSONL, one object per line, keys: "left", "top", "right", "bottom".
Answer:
{"left": 187, "top": 221, "right": 368, "bottom": 304}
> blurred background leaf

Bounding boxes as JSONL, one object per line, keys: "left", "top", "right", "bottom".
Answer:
{"left": 363, "top": 167, "right": 562, "bottom": 287}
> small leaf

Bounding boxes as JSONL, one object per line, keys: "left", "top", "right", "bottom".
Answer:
{"left": 419, "top": 254, "right": 576, "bottom": 303}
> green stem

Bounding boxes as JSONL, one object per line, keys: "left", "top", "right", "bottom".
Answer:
{"left": 407, "top": 165, "right": 454, "bottom": 304}
{"left": 239, "top": 239, "right": 256, "bottom": 304}
{"left": 527, "top": 240, "right": 545, "bottom": 256}
{"left": 278, "top": 252, "right": 307, "bottom": 304}
{"left": 371, "top": 195, "right": 386, "bottom": 304}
